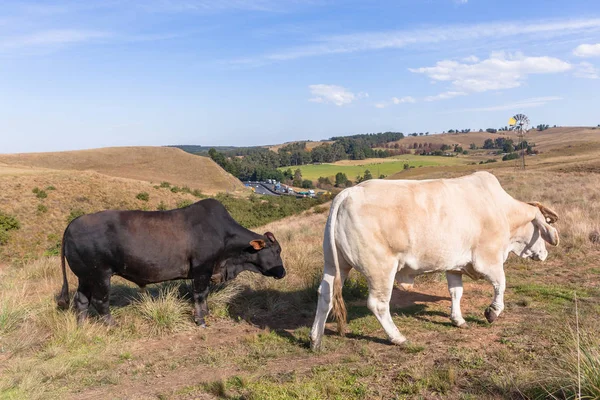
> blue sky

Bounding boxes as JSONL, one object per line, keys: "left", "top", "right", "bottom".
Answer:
{"left": 1, "top": 0, "right": 600, "bottom": 153}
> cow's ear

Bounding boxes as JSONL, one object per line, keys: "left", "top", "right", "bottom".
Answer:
{"left": 265, "top": 232, "right": 276, "bottom": 243}
{"left": 528, "top": 202, "right": 559, "bottom": 224}
{"left": 533, "top": 212, "right": 560, "bottom": 246}
{"left": 249, "top": 239, "right": 266, "bottom": 250}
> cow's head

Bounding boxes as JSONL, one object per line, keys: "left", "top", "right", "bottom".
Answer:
{"left": 215, "top": 232, "right": 285, "bottom": 282}
{"left": 511, "top": 202, "right": 559, "bottom": 261}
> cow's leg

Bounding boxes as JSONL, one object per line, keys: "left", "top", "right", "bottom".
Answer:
{"left": 310, "top": 257, "right": 352, "bottom": 351}
{"left": 74, "top": 281, "right": 92, "bottom": 325}
{"left": 192, "top": 271, "right": 212, "bottom": 327}
{"left": 481, "top": 266, "right": 506, "bottom": 323}
{"left": 446, "top": 271, "right": 467, "bottom": 327}
{"left": 367, "top": 267, "right": 407, "bottom": 346}
{"left": 90, "top": 274, "right": 116, "bottom": 326}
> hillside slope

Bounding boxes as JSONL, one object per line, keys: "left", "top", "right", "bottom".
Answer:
{"left": 387, "top": 127, "right": 599, "bottom": 151}
{"left": 0, "top": 146, "right": 245, "bottom": 194}
{"left": 0, "top": 168, "right": 219, "bottom": 259}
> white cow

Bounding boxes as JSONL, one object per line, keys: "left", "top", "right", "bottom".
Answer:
{"left": 310, "top": 171, "right": 559, "bottom": 350}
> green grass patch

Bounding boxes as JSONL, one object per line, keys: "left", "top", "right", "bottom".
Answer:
{"left": 281, "top": 155, "right": 467, "bottom": 181}
{"left": 199, "top": 365, "right": 373, "bottom": 399}
{"left": 512, "top": 283, "right": 592, "bottom": 311}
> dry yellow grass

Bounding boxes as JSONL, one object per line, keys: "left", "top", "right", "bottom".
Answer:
{"left": 387, "top": 127, "right": 600, "bottom": 152}
{"left": 0, "top": 146, "right": 245, "bottom": 194}
{"left": 0, "top": 168, "right": 221, "bottom": 260}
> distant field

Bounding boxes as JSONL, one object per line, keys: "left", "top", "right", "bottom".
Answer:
{"left": 281, "top": 155, "right": 469, "bottom": 180}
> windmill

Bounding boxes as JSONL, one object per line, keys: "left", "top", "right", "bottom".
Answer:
{"left": 508, "top": 113, "right": 530, "bottom": 170}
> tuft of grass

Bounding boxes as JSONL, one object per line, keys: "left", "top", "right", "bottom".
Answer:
{"left": 66, "top": 208, "right": 86, "bottom": 224}
{"left": 36, "top": 204, "right": 48, "bottom": 214}
{"left": 176, "top": 199, "right": 193, "bottom": 208}
{"left": 133, "top": 285, "right": 190, "bottom": 335}
{"left": 44, "top": 234, "right": 62, "bottom": 257}
{"left": 0, "top": 298, "right": 29, "bottom": 335}
{"left": 0, "top": 211, "right": 20, "bottom": 245}
{"left": 45, "top": 185, "right": 56, "bottom": 191}
{"left": 136, "top": 192, "right": 149, "bottom": 202}
{"left": 156, "top": 201, "right": 168, "bottom": 211}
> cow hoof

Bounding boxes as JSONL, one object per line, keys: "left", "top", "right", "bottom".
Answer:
{"left": 391, "top": 337, "right": 408, "bottom": 346}
{"left": 453, "top": 320, "right": 468, "bottom": 329}
{"left": 484, "top": 307, "right": 499, "bottom": 323}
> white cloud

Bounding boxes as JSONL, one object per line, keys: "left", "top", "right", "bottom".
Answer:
{"left": 393, "top": 96, "right": 415, "bottom": 104}
{"left": 0, "top": 29, "right": 110, "bottom": 51}
{"left": 454, "top": 96, "right": 562, "bottom": 112}
{"left": 574, "top": 62, "right": 599, "bottom": 79}
{"left": 308, "top": 84, "right": 357, "bottom": 106}
{"left": 411, "top": 52, "right": 571, "bottom": 94}
{"left": 424, "top": 91, "right": 467, "bottom": 102}
{"left": 461, "top": 55, "right": 479, "bottom": 63}
{"left": 234, "top": 18, "right": 600, "bottom": 63}
{"left": 455, "top": 0, "right": 468, "bottom": 4}
{"left": 375, "top": 96, "right": 416, "bottom": 108}
{"left": 137, "top": 0, "right": 299, "bottom": 13}
{"left": 573, "top": 43, "right": 600, "bottom": 58}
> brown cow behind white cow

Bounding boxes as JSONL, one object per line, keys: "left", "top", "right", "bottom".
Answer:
{"left": 310, "top": 171, "right": 559, "bottom": 350}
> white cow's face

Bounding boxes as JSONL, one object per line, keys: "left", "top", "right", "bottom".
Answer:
{"left": 511, "top": 211, "right": 559, "bottom": 261}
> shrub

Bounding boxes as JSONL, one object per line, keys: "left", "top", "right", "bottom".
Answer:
{"left": 301, "top": 180, "right": 314, "bottom": 189}
{"left": 157, "top": 201, "right": 168, "bottom": 211}
{"left": 46, "top": 186, "right": 56, "bottom": 191}
{"left": 36, "top": 190, "right": 48, "bottom": 199}
{"left": 214, "top": 192, "right": 329, "bottom": 229}
{"left": 136, "top": 192, "right": 150, "bottom": 202}
{"left": 0, "top": 212, "right": 20, "bottom": 245}
{"left": 177, "top": 199, "right": 194, "bottom": 208}
{"left": 37, "top": 204, "right": 48, "bottom": 214}
{"left": 192, "top": 189, "right": 205, "bottom": 198}
{"left": 160, "top": 182, "right": 171, "bottom": 188}
{"left": 67, "top": 209, "right": 86, "bottom": 224}
{"left": 32, "top": 187, "right": 40, "bottom": 194}
{"left": 171, "top": 186, "right": 180, "bottom": 193}
{"left": 502, "top": 152, "right": 520, "bottom": 161}
{"left": 44, "top": 233, "right": 61, "bottom": 256}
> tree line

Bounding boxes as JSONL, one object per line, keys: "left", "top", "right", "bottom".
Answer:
{"left": 208, "top": 132, "right": 405, "bottom": 182}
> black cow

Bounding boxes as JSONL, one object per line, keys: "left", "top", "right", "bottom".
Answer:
{"left": 57, "top": 198, "right": 285, "bottom": 325}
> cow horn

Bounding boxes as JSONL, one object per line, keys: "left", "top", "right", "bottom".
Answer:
{"left": 528, "top": 202, "right": 559, "bottom": 224}
{"left": 265, "top": 232, "right": 276, "bottom": 243}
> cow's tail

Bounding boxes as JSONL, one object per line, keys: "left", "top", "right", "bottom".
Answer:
{"left": 328, "top": 190, "right": 350, "bottom": 337}
{"left": 56, "top": 231, "right": 69, "bottom": 310}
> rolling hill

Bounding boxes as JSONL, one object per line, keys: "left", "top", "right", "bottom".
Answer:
{"left": 0, "top": 146, "right": 245, "bottom": 195}
{"left": 387, "top": 127, "right": 599, "bottom": 152}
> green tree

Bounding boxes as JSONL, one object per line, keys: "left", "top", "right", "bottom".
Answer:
{"left": 335, "top": 172, "right": 348, "bottom": 187}
{"left": 363, "top": 169, "right": 373, "bottom": 181}
{"left": 293, "top": 168, "right": 303, "bottom": 187}
{"left": 301, "top": 180, "right": 314, "bottom": 189}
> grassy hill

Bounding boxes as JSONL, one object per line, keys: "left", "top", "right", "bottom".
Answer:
{"left": 388, "top": 126, "right": 599, "bottom": 151}
{"left": 280, "top": 127, "right": 600, "bottom": 181}
{"left": 0, "top": 146, "right": 245, "bottom": 195}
